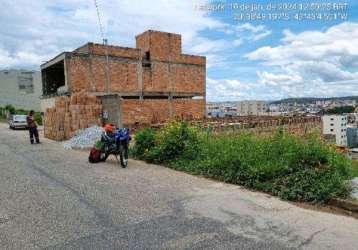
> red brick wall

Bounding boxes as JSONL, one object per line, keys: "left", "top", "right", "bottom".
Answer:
{"left": 68, "top": 57, "right": 205, "bottom": 95}
{"left": 68, "top": 31, "right": 205, "bottom": 96}
{"left": 121, "top": 99, "right": 205, "bottom": 125}
{"left": 122, "top": 99, "right": 170, "bottom": 125}
{"left": 109, "top": 61, "right": 138, "bottom": 92}
{"left": 146, "top": 62, "right": 170, "bottom": 92}
{"left": 135, "top": 33, "right": 150, "bottom": 58}
{"left": 90, "top": 43, "right": 140, "bottom": 59}
{"left": 136, "top": 30, "right": 181, "bottom": 61}
{"left": 68, "top": 56, "right": 91, "bottom": 92}
{"left": 142, "top": 62, "right": 205, "bottom": 94}
{"left": 91, "top": 58, "right": 106, "bottom": 92}
{"left": 173, "top": 99, "right": 205, "bottom": 119}
{"left": 177, "top": 54, "right": 206, "bottom": 65}
{"left": 68, "top": 56, "right": 140, "bottom": 93}
{"left": 171, "top": 65, "right": 205, "bottom": 93}
{"left": 136, "top": 30, "right": 205, "bottom": 95}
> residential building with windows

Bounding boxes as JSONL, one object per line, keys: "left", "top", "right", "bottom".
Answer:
{"left": 0, "top": 69, "right": 42, "bottom": 111}
{"left": 322, "top": 115, "right": 348, "bottom": 147}
{"left": 237, "top": 101, "right": 268, "bottom": 116}
{"left": 347, "top": 125, "right": 358, "bottom": 148}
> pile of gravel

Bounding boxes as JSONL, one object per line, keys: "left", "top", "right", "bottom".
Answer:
{"left": 351, "top": 177, "right": 358, "bottom": 200}
{"left": 63, "top": 126, "right": 103, "bottom": 150}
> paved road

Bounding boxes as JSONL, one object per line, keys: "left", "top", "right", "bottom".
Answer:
{"left": 0, "top": 123, "right": 357, "bottom": 250}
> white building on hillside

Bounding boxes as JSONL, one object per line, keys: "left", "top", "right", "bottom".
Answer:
{"left": 237, "top": 101, "right": 268, "bottom": 116}
{"left": 0, "top": 69, "right": 42, "bottom": 111}
{"left": 322, "top": 115, "right": 348, "bottom": 146}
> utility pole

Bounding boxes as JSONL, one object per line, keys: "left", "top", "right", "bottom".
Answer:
{"left": 94, "top": 0, "right": 110, "bottom": 94}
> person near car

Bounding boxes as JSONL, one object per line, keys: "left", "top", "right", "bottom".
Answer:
{"left": 26, "top": 110, "right": 40, "bottom": 144}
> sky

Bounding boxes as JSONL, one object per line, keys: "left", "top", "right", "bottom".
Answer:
{"left": 0, "top": 0, "right": 357, "bottom": 101}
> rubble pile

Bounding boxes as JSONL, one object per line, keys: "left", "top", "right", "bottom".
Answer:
{"left": 44, "top": 91, "right": 102, "bottom": 141}
{"left": 63, "top": 126, "right": 104, "bottom": 149}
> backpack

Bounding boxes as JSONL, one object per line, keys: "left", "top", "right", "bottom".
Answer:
{"left": 88, "top": 147, "right": 101, "bottom": 163}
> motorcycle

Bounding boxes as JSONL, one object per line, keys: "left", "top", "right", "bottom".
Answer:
{"left": 100, "top": 128, "right": 131, "bottom": 167}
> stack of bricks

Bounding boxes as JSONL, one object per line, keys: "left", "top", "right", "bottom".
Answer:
{"left": 44, "top": 92, "right": 102, "bottom": 141}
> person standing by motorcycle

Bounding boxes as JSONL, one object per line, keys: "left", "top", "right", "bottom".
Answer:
{"left": 27, "top": 110, "right": 40, "bottom": 144}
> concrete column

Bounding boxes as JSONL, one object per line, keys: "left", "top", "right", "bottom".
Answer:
{"left": 137, "top": 59, "right": 143, "bottom": 100}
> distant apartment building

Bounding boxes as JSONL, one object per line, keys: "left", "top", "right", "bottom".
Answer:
{"left": 0, "top": 69, "right": 42, "bottom": 111}
{"left": 237, "top": 101, "right": 268, "bottom": 116}
{"left": 322, "top": 115, "right": 348, "bottom": 147}
{"left": 344, "top": 99, "right": 356, "bottom": 106}
{"left": 207, "top": 103, "right": 237, "bottom": 118}
{"left": 207, "top": 106, "right": 225, "bottom": 118}
{"left": 347, "top": 125, "right": 358, "bottom": 148}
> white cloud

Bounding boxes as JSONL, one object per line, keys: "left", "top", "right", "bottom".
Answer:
{"left": 233, "top": 39, "right": 243, "bottom": 46}
{"left": 205, "top": 54, "right": 228, "bottom": 69}
{"left": 236, "top": 23, "right": 265, "bottom": 33}
{"left": 206, "top": 77, "right": 273, "bottom": 101}
{"left": 257, "top": 71, "right": 302, "bottom": 86}
{"left": 245, "top": 22, "right": 358, "bottom": 65}
{"left": 234, "top": 23, "right": 272, "bottom": 41}
{"left": 245, "top": 22, "right": 358, "bottom": 98}
{"left": 189, "top": 38, "right": 231, "bottom": 54}
{"left": 0, "top": 0, "right": 224, "bottom": 69}
{"left": 251, "top": 30, "right": 272, "bottom": 41}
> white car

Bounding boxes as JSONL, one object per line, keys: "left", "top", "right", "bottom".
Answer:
{"left": 9, "top": 115, "right": 28, "bottom": 129}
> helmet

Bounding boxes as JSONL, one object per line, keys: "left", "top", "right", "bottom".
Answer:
{"left": 104, "top": 124, "right": 114, "bottom": 133}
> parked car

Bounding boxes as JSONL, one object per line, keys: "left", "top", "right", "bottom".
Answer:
{"left": 9, "top": 115, "right": 28, "bottom": 129}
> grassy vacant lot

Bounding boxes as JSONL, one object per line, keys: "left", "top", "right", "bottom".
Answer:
{"left": 131, "top": 121, "right": 354, "bottom": 203}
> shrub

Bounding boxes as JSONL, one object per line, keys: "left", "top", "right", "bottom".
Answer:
{"left": 5, "top": 105, "right": 15, "bottom": 114}
{"left": 130, "top": 127, "right": 157, "bottom": 160}
{"left": 15, "top": 109, "right": 27, "bottom": 115}
{"left": 132, "top": 122, "right": 352, "bottom": 203}
{"left": 34, "top": 112, "right": 43, "bottom": 125}
{"left": 146, "top": 121, "right": 200, "bottom": 163}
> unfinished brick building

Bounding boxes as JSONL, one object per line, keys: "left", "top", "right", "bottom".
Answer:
{"left": 41, "top": 30, "right": 206, "bottom": 140}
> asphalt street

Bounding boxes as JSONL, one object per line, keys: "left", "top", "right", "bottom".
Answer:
{"left": 0, "top": 123, "right": 357, "bottom": 249}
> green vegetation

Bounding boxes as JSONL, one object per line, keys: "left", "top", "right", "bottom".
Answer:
{"left": 4, "top": 104, "right": 16, "bottom": 114}
{"left": 131, "top": 121, "right": 354, "bottom": 203}
{"left": 351, "top": 160, "right": 358, "bottom": 178}
{"left": 323, "top": 106, "right": 355, "bottom": 115}
{"left": 0, "top": 105, "right": 42, "bottom": 125}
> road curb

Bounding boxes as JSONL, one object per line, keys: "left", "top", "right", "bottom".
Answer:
{"left": 329, "top": 198, "right": 358, "bottom": 213}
